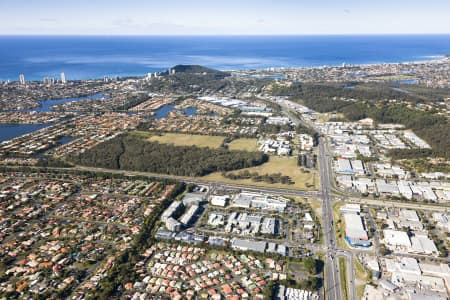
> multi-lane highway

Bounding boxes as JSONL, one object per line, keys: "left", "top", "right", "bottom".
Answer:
{"left": 319, "top": 137, "right": 342, "bottom": 300}
{"left": 72, "top": 165, "right": 320, "bottom": 198}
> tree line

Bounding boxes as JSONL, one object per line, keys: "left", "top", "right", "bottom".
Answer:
{"left": 272, "top": 82, "right": 448, "bottom": 158}
{"left": 271, "top": 82, "right": 449, "bottom": 107}
{"left": 68, "top": 133, "right": 269, "bottom": 177}
{"left": 223, "top": 170, "right": 293, "bottom": 185}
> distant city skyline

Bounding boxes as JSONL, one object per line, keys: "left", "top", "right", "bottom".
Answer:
{"left": 1, "top": 0, "right": 450, "bottom": 35}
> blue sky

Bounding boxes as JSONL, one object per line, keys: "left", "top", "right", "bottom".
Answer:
{"left": 1, "top": 0, "right": 449, "bottom": 35}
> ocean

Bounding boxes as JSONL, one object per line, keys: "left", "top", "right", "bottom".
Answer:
{"left": 0, "top": 35, "right": 449, "bottom": 81}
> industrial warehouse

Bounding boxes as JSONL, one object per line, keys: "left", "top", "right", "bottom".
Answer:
{"left": 340, "top": 204, "right": 371, "bottom": 248}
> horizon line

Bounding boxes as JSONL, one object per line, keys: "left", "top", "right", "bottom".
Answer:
{"left": 1, "top": 33, "right": 450, "bottom": 37}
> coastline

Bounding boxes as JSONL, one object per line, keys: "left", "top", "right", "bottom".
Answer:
{"left": 1, "top": 35, "right": 449, "bottom": 81}
{"left": 1, "top": 56, "right": 448, "bottom": 84}
{"left": 226, "top": 55, "right": 449, "bottom": 73}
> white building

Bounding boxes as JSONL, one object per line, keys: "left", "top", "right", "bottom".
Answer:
{"left": 207, "top": 213, "right": 225, "bottom": 227}
{"left": 336, "top": 159, "right": 353, "bottom": 174}
{"left": 166, "top": 217, "right": 182, "bottom": 232}
{"left": 420, "top": 262, "right": 450, "bottom": 278}
{"left": 385, "top": 257, "right": 421, "bottom": 276}
{"left": 410, "top": 235, "right": 439, "bottom": 255}
{"left": 19, "top": 74, "right": 25, "bottom": 85}
{"left": 210, "top": 195, "right": 229, "bottom": 207}
{"left": 398, "top": 181, "right": 413, "bottom": 199}
{"left": 233, "top": 192, "right": 287, "bottom": 212}
{"left": 383, "top": 229, "right": 411, "bottom": 248}
{"left": 179, "top": 205, "right": 199, "bottom": 225}
{"left": 432, "top": 213, "right": 450, "bottom": 231}
{"left": 231, "top": 238, "right": 267, "bottom": 253}
{"left": 421, "top": 186, "right": 438, "bottom": 201}
{"left": 261, "top": 218, "right": 278, "bottom": 235}
{"left": 344, "top": 213, "right": 369, "bottom": 240}
{"left": 351, "top": 160, "right": 365, "bottom": 175}
{"left": 376, "top": 179, "right": 400, "bottom": 196}
{"left": 397, "top": 209, "right": 423, "bottom": 230}
{"left": 266, "top": 116, "right": 290, "bottom": 125}
{"left": 383, "top": 229, "right": 439, "bottom": 255}
{"left": 403, "top": 131, "right": 431, "bottom": 149}
{"left": 161, "top": 201, "right": 184, "bottom": 222}
{"left": 340, "top": 204, "right": 361, "bottom": 214}
{"left": 336, "top": 175, "right": 353, "bottom": 189}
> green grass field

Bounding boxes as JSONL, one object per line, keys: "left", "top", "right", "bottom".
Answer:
{"left": 228, "top": 138, "right": 259, "bottom": 152}
{"left": 354, "top": 258, "right": 370, "bottom": 299}
{"left": 308, "top": 198, "right": 322, "bottom": 217}
{"left": 339, "top": 257, "right": 349, "bottom": 300}
{"left": 332, "top": 202, "right": 350, "bottom": 250}
{"left": 201, "top": 156, "right": 319, "bottom": 191}
{"left": 368, "top": 74, "right": 416, "bottom": 81}
{"left": 354, "top": 258, "right": 369, "bottom": 281}
{"left": 148, "top": 133, "right": 225, "bottom": 149}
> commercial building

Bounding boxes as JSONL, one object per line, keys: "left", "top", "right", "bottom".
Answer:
{"left": 210, "top": 195, "right": 229, "bottom": 207}
{"left": 340, "top": 204, "right": 361, "bottom": 214}
{"left": 259, "top": 138, "right": 292, "bottom": 156}
{"left": 376, "top": 179, "right": 400, "bottom": 196}
{"left": 378, "top": 280, "right": 399, "bottom": 293}
{"left": 398, "top": 181, "right": 413, "bottom": 199}
{"left": 161, "top": 201, "right": 184, "bottom": 222}
{"left": 383, "top": 229, "right": 412, "bottom": 248}
{"left": 182, "top": 193, "right": 204, "bottom": 207}
{"left": 336, "top": 159, "right": 353, "bottom": 174}
{"left": 403, "top": 131, "right": 431, "bottom": 149}
{"left": 19, "top": 74, "right": 25, "bottom": 85}
{"left": 161, "top": 201, "right": 185, "bottom": 232}
{"left": 207, "top": 213, "right": 225, "bottom": 227}
{"left": 344, "top": 214, "right": 368, "bottom": 240}
{"left": 232, "top": 192, "right": 287, "bottom": 212}
{"left": 410, "top": 234, "right": 439, "bottom": 255}
{"left": 383, "top": 257, "right": 450, "bottom": 298}
{"left": 351, "top": 160, "right": 365, "bottom": 175}
{"left": 340, "top": 204, "right": 370, "bottom": 247}
{"left": 166, "top": 217, "right": 182, "bottom": 232}
{"left": 383, "top": 228, "right": 439, "bottom": 255}
{"left": 179, "top": 205, "right": 199, "bottom": 226}
{"left": 266, "top": 116, "right": 290, "bottom": 125}
{"left": 385, "top": 257, "right": 421, "bottom": 276}
{"left": 344, "top": 213, "right": 371, "bottom": 247}
{"left": 267, "top": 242, "right": 287, "bottom": 256}
{"left": 397, "top": 209, "right": 423, "bottom": 231}
{"left": 261, "top": 218, "right": 278, "bottom": 235}
{"left": 231, "top": 238, "right": 267, "bottom": 253}
{"left": 432, "top": 213, "right": 450, "bottom": 231}
{"left": 276, "top": 285, "right": 317, "bottom": 300}
{"left": 420, "top": 262, "right": 450, "bottom": 279}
